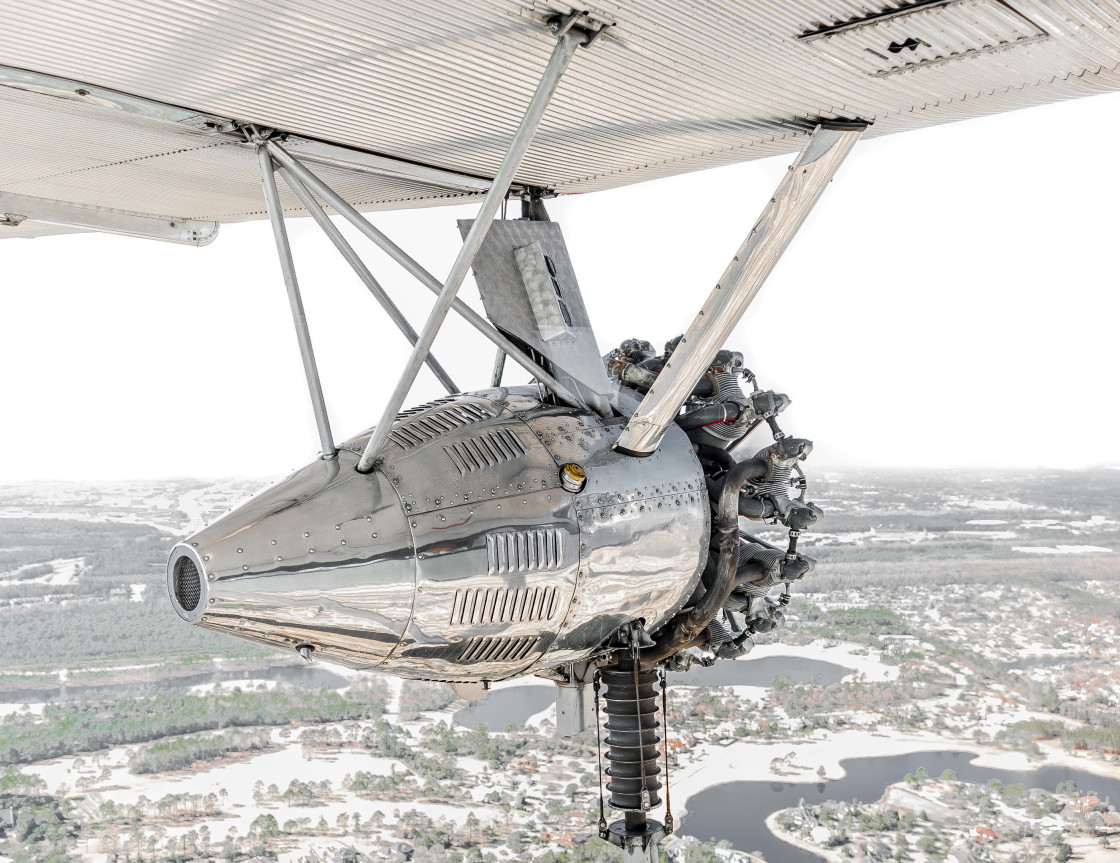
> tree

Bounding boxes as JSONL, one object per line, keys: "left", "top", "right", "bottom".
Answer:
{"left": 251, "top": 813, "right": 280, "bottom": 842}
{"left": 1055, "top": 779, "right": 1078, "bottom": 797}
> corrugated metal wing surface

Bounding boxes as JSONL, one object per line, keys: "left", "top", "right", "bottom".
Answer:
{"left": 1, "top": 0, "right": 1118, "bottom": 237}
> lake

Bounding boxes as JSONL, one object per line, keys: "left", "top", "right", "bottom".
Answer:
{"left": 452, "top": 684, "right": 556, "bottom": 730}
{"left": 678, "top": 749, "right": 1120, "bottom": 861}
{"left": 670, "top": 656, "right": 851, "bottom": 688}
{"left": 448, "top": 656, "right": 851, "bottom": 730}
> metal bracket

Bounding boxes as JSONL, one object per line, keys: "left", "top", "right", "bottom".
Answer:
{"left": 547, "top": 10, "right": 611, "bottom": 46}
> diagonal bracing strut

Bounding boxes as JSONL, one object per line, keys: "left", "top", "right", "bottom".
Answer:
{"left": 274, "top": 163, "right": 459, "bottom": 394}
{"left": 254, "top": 129, "right": 466, "bottom": 459}
{"left": 354, "top": 27, "right": 594, "bottom": 474}
{"left": 263, "top": 142, "right": 593, "bottom": 417}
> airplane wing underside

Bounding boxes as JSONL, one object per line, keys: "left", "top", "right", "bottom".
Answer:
{"left": 2, "top": 0, "right": 1118, "bottom": 241}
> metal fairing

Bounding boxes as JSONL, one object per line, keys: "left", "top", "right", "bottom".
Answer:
{"left": 170, "top": 450, "right": 417, "bottom": 670}
{"left": 535, "top": 412, "right": 710, "bottom": 660}
{"left": 459, "top": 219, "right": 614, "bottom": 415}
{"left": 168, "top": 387, "right": 708, "bottom": 681}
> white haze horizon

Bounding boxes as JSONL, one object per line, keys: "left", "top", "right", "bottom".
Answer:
{"left": 2, "top": 91, "right": 1119, "bottom": 483}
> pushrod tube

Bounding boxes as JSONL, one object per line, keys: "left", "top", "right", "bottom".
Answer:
{"left": 355, "top": 30, "right": 587, "bottom": 473}
{"left": 276, "top": 165, "right": 459, "bottom": 395}
{"left": 265, "top": 141, "right": 594, "bottom": 418}
{"left": 491, "top": 348, "right": 507, "bottom": 387}
{"left": 613, "top": 122, "right": 866, "bottom": 457}
{"left": 255, "top": 144, "right": 337, "bottom": 460}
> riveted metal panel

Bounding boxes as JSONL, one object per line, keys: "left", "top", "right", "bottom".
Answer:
{"left": 398, "top": 488, "right": 580, "bottom": 680}
{"left": 344, "top": 392, "right": 563, "bottom": 518}
{"left": 550, "top": 416, "right": 709, "bottom": 652}
{"left": 460, "top": 219, "right": 613, "bottom": 411}
{"left": 174, "top": 448, "right": 417, "bottom": 669}
{"left": 169, "top": 386, "right": 710, "bottom": 682}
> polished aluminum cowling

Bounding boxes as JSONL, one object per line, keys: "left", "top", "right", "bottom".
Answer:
{"left": 167, "top": 388, "right": 708, "bottom": 682}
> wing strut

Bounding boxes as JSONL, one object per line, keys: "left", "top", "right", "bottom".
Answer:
{"left": 613, "top": 121, "right": 867, "bottom": 457}
{"left": 253, "top": 127, "right": 472, "bottom": 459}
{"left": 255, "top": 144, "right": 338, "bottom": 460}
{"left": 354, "top": 26, "right": 597, "bottom": 474}
{"left": 263, "top": 142, "right": 592, "bottom": 418}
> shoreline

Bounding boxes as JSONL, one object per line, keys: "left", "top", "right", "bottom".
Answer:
{"left": 671, "top": 725, "right": 1120, "bottom": 821}
{"left": 763, "top": 811, "right": 839, "bottom": 863}
{"left": 668, "top": 724, "right": 1120, "bottom": 858}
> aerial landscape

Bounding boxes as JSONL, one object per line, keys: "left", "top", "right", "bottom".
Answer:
{"left": 4, "top": 6, "right": 1120, "bottom": 863}
{"left": 2, "top": 467, "right": 1117, "bottom": 863}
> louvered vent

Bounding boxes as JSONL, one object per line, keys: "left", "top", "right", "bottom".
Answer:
{"left": 444, "top": 428, "right": 528, "bottom": 474}
{"left": 486, "top": 529, "right": 564, "bottom": 574}
{"left": 458, "top": 635, "right": 540, "bottom": 663}
{"left": 395, "top": 395, "right": 460, "bottom": 419}
{"left": 801, "top": 0, "right": 1048, "bottom": 78}
{"left": 389, "top": 403, "right": 494, "bottom": 448}
{"left": 450, "top": 585, "right": 559, "bottom": 626}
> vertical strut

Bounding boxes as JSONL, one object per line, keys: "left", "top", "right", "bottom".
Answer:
{"left": 356, "top": 30, "right": 588, "bottom": 473}
{"left": 255, "top": 144, "right": 337, "bottom": 460}
{"left": 275, "top": 165, "right": 459, "bottom": 395}
{"left": 491, "top": 347, "right": 507, "bottom": 388}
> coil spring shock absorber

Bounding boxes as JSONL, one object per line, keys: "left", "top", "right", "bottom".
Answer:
{"left": 601, "top": 653, "right": 666, "bottom": 861}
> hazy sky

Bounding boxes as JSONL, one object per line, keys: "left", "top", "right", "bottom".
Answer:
{"left": 3, "top": 91, "right": 1119, "bottom": 482}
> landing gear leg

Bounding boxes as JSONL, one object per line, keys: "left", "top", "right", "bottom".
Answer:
{"left": 598, "top": 644, "right": 669, "bottom": 861}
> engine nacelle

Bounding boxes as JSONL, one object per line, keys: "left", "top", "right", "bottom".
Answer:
{"left": 167, "top": 387, "right": 708, "bottom": 682}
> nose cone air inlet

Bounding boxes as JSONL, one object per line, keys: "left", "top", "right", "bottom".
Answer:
{"left": 168, "top": 544, "right": 208, "bottom": 622}
{"left": 166, "top": 450, "right": 417, "bottom": 669}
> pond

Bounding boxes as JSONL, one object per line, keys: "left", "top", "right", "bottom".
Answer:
{"left": 447, "top": 656, "right": 850, "bottom": 733}
{"left": 678, "top": 750, "right": 1120, "bottom": 861}
{"left": 1005, "top": 655, "right": 1090, "bottom": 671}
{"left": 452, "top": 685, "right": 556, "bottom": 730}
{"left": 670, "top": 656, "right": 851, "bottom": 688}
{"left": 0, "top": 664, "right": 349, "bottom": 704}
